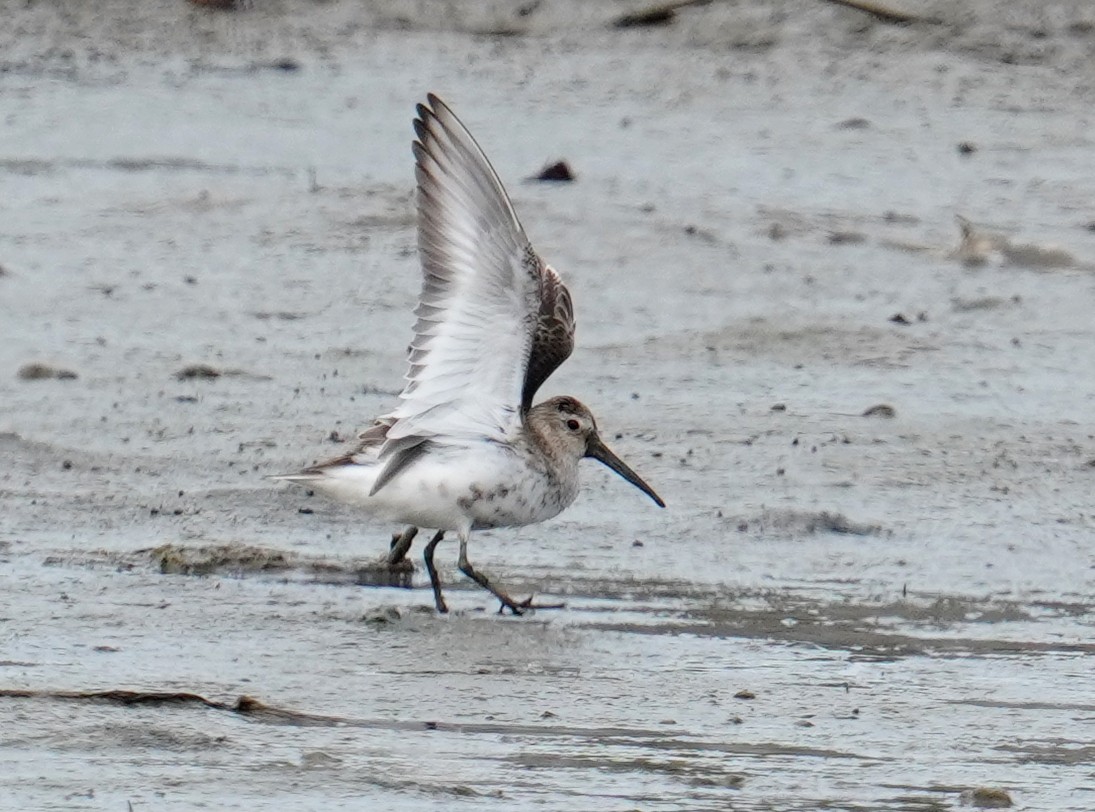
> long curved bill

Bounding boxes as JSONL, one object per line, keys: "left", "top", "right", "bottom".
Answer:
{"left": 585, "top": 434, "right": 666, "bottom": 508}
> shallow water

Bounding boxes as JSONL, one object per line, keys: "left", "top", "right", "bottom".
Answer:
{"left": 3, "top": 1, "right": 1095, "bottom": 809}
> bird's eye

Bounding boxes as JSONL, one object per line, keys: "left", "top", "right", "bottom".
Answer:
{"left": 566, "top": 418, "right": 581, "bottom": 432}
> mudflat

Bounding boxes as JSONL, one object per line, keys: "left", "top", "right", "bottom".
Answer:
{"left": 2, "top": 2, "right": 1094, "bottom": 809}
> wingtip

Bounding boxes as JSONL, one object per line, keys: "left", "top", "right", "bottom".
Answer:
{"left": 413, "top": 97, "right": 443, "bottom": 161}
{"left": 413, "top": 117, "right": 428, "bottom": 142}
{"left": 415, "top": 93, "right": 448, "bottom": 130}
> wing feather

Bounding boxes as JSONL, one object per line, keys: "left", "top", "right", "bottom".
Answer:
{"left": 378, "top": 94, "right": 542, "bottom": 476}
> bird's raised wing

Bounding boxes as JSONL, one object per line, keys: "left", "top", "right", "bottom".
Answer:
{"left": 378, "top": 94, "right": 543, "bottom": 475}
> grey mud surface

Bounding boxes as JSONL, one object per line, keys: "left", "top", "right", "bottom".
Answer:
{"left": 2, "top": 1, "right": 1095, "bottom": 810}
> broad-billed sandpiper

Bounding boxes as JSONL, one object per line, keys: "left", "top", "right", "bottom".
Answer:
{"left": 276, "top": 94, "right": 664, "bottom": 614}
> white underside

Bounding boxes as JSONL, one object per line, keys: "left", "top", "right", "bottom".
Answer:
{"left": 279, "top": 443, "right": 576, "bottom": 534}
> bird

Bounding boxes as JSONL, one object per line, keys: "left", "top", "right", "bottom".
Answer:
{"left": 274, "top": 93, "right": 665, "bottom": 614}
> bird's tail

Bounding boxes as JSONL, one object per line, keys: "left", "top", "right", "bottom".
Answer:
{"left": 268, "top": 472, "right": 326, "bottom": 484}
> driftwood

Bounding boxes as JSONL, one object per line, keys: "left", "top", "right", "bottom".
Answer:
{"left": 613, "top": 0, "right": 925, "bottom": 29}
{"left": 821, "top": 0, "right": 920, "bottom": 25}
{"left": 0, "top": 689, "right": 315, "bottom": 722}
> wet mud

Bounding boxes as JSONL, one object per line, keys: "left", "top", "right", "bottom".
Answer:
{"left": 3, "top": 0, "right": 1095, "bottom": 810}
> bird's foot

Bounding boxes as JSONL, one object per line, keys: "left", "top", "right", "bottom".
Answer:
{"left": 497, "top": 594, "right": 567, "bottom": 616}
{"left": 456, "top": 541, "right": 564, "bottom": 616}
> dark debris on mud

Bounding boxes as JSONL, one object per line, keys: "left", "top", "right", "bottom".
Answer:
{"left": 732, "top": 509, "right": 883, "bottom": 537}
{"left": 17, "top": 362, "right": 78, "bottom": 381}
{"left": 150, "top": 542, "right": 292, "bottom": 576}
{"left": 530, "top": 159, "right": 576, "bottom": 182}
{"left": 143, "top": 542, "right": 413, "bottom": 587}
{"left": 173, "top": 363, "right": 272, "bottom": 381}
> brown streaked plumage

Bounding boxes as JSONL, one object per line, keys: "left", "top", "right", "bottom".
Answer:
{"left": 274, "top": 94, "right": 663, "bottom": 615}
{"left": 523, "top": 265, "right": 575, "bottom": 412}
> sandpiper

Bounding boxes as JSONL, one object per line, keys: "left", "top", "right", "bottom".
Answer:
{"left": 276, "top": 94, "right": 664, "bottom": 614}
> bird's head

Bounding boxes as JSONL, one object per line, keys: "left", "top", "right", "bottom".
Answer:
{"left": 532, "top": 396, "right": 665, "bottom": 508}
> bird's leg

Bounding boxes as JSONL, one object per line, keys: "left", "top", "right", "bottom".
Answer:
{"left": 455, "top": 534, "right": 564, "bottom": 615}
{"left": 423, "top": 530, "right": 448, "bottom": 614}
{"left": 387, "top": 526, "right": 418, "bottom": 567}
